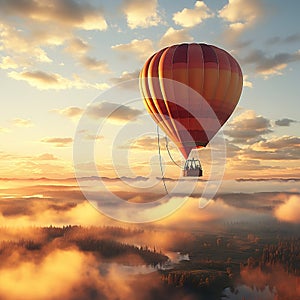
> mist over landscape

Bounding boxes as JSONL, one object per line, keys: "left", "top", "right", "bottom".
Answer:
{"left": 0, "top": 178, "right": 299, "bottom": 299}
{"left": 1, "top": 0, "right": 300, "bottom": 299}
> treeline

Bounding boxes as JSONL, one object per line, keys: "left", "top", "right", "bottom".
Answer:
{"left": 161, "top": 269, "right": 232, "bottom": 296}
{"left": 239, "top": 238, "right": 300, "bottom": 276}
{"left": 0, "top": 225, "right": 167, "bottom": 266}
{"left": 41, "top": 225, "right": 144, "bottom": 240}
{"left": 261, "top": 238, "right": 300, "bottom": 275}
{"left": 74, "top": 238, "right": 167, "bottom": 265}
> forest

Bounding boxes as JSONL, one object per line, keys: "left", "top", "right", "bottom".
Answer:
{"left": 0, "top": 224, "right": 299, "bottom": 299}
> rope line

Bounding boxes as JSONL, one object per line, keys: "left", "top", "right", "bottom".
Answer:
{"left": 157, "top": 125, "right": 168, "bottom": 194}
{"left": 165, "top": 136, "right": 184, "bottom": 169}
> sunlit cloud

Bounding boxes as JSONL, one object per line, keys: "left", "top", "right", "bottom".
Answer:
{"left": 122, "top": 0, "right": 162, "bottom": 29}
{"left": 0, "top": 0, "right": 107, "bottom": 31}
{"left": 224, "top": 110, "right": 272, "bottom": 144}
{"left": 121, "top": 135, "right": 160, "bottom": 151}
{"left": 251, "top": 136, "right": 300, "bottom": 151}
{"left": 0, "top": 23, "right": 52, "bottom": 64}
{"left": 41, "top": 137, "right": 73, "bottom": 147}
{"left": 153, "top": 195, "right": 274, "bottom": 229}
{"left": 158, "top": 27, "right": 193, "bottom": 48}
{"left": 243, "top": 75, "right": 253, "bottom": 88}
{"left": 31, "top": 161, "right": 72, "bottom": 178}
{"left": 218, "top": 0, "right": 265, "bottom": 48}
{"left": 79, "top": 55, "right": 111, "bottom": 73}
{"left": 0, "top": 154, "right": 72, "bottom": 179}
{"left": 0, "top": 1, "right": 108, "bottom": 82}
{"left": 111, "top": 39, "right": 154, "bottom": 62}
{"left": 8, "top": 70, "right": 72, "bottom": 90}
{"left": 0, "top": 249, "right": 96, "bottom": 300}
{"left": 52, "top": 106, "right": 84, "bottom": 120}
{"left": 11, "top": 118, "right": 34, "bottom": 127}
{"left": 245, "top": 136, "right": 300, "bottom": 160}
{"left": 173, "top": 1, "right": 214, "bottom": 28}
{"left": 110, "top": 70, "right": 140, "bottom": 87}
{"left": 0, "top": 56, "right": 19, "bottom": 69}
{"left": 64, "top": 38, "right": 110, "bottom": 74}
{"left": 274, "top": 195, "right": 300, "bottom": 223}
{"left": 64, "top": 37, "right": 90, "bottom": 55}
{"left": 77, "top": 130, "right": 104, "bottom": 141}
{"left": 8, "top": 70, "right": 109, "bottom": 90}
{"left": 0, "top": 239, "right": 187, "bottom": 300}
{"left": 119, "top": 136, "right": 177, "bottom": 156}
{"left": 218, "top": 0, "right": 264, "bottom": 30}
{"left": 86, "top": 102, "right": 143, "bottom": 123}
{"left": 35, "top": 153, "right": 58, "bottom": 161}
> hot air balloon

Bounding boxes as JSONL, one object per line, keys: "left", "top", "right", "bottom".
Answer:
{"left": 139, "top": 43, "right": 243, "bottom": 177}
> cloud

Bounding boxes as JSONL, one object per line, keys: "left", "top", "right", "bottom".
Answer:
{"left": 64, "top": 38, "right": 110, "bottom": 74}
{"left": 11, "top": 118, "right": 34, "bottom": 127}
{"left": 226, "top": 159, "right": 276, "bottom": 176}
{"left": 110, "top": 70, "right": 140, "bottom": 88}
{"left": 218, "top": 0, "right": 265, "bottom": 48}
{"left": 241, "top": 49, "right": 300, "bottom": 78}
{"left": 0, "top": 240, "right": 193, "bottom": 300}
{"left": 64, "top": 37, "right": 89, "bottom": 55}
{"left": 120, "top": 135, "right": 162, "bottom": 151}
{"left": 173, "top": 1, "right": 214, "bottom": 28}
{"left": 224, "top": 110, "right": 272, "bottom": 144}
{"left": 158, "top": 27, "right": 194, "bottom": 48}
{"left": 0, "top": 127, "right": 9, "bottom": 133}
{"left": 0, "top": 0, "right": 107, "bottom": 31}
{"left": 35, "top": 153, "right": 58, "bottom": 161}
{"left": 0, "top": 2, "right": 107, "bottom": 78}
{"left": 77, "top": 130, "right": 104, "bottom": 141}
{"left": 0, "top": 152, "right": 72, "bottom": 179}
{"left": 119, "top": 136, "right": 178, "bottom": 158}
{"left": 274, "top": 195, "right": 300, "bottom": 223}
{"left": 111, "top": 39, "right": 154, "bottom": 62}
{"left": 0, "top": 23, "right": 52, "bottom": 64}
{"left": 252, "top": 136, "right": 300, "bottom": 151}
{"left": 86, "top": 101, "right": 143, "bottom": 123}
{"left": 52, "top": 106, "right": 84, "bottom": 119}
{"left": 41, "top": 137, "right": 73, "bottom": 147}
{"left": 79, "top": 55, "right": 110, "bottom": 73}
{"left": 275, "top": 118, "right": 297, "bottom": 126}
{"left": 243, "top": 75, "right": 253, "bottom": 88}
{"left": 218, "top": 0, "right": 264, "bottom": 30}
{"left": 245, "top": 136, "right": 300, "bottom": 160}
{"left": 236, "top": 178, "right": 300, "bottom": 183}
{"left": 0, "top": 56, "right": 19, "bottom": 69}
{"left": 8, "top": 70, "right": 71, "bottom": 89}
{"left": 0, "top": 249, "right": 93, "bottom": 300}
{"left": 153, "top": 195, "right": 275, "bottom": 229}
{"left": 122, "top": 0, "right": 161, "bottom": 29}
{"left": 267, "top": 33, "right": 300, "bottom": 45}
{"left": 8, "top": 70, "right": 109, "bottom": 90}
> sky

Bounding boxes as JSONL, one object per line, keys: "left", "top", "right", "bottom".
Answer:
{"left": 1, "top": 3, "right": 300, "bottom": 298}
{"left": 0, "top": 0, "right": 299, "bottom": 207}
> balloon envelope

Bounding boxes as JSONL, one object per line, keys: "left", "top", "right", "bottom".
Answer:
{"left": 139, "top": 43, "right": 243, "bottom": 159}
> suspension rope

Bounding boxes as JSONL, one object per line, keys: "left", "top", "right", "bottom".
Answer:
{"left": 165, "top": 136, "right": 184, "bottom": 169}
{"left": 157, "top": 125, "right": 168, "bottom": 194}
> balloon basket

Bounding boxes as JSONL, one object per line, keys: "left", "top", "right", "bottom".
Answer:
{"left": 183, "top": 158, "right": 203, "bottom": 177}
